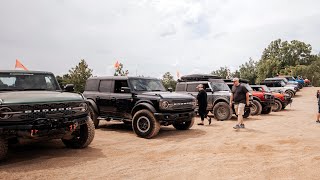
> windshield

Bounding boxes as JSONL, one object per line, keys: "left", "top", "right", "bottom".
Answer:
{"left": 261, "top": 85, "right": 271, "bottom": 93}
{"left": 211, "top": 82, "right": 230, "bottom": 91}
{"left": 0, "top": 72, "right": 60, "bottom": 91}
{"left": 129, "top": 79, "right": 166, "bottom": 92}
{"left": 282, "top": 78, "right": 288, "bottom": 83}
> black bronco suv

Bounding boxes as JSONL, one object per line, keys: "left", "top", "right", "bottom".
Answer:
{"left": 0, "top": 70, "right": 95, "bottom": 160}
{"left": 83, "top": 76, "right": 196, "bottom": 139}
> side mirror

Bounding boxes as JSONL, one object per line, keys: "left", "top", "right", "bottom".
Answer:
{"left": 121, "top": 87, "right": 131, "bottom": 93}
{"left": 168, "top": 87, "right": 173, "bottom": 92}
{"left": 64, "top": 84, "right": 74, "bottom": 92}
{"left": 205, "top": 88, "right": 212, "bottom": 92}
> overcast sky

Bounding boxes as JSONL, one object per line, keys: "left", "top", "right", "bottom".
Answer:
{"left": 1, "top": 0, "right": 320, "bottom": 79}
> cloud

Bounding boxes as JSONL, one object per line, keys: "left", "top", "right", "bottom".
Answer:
{"left": 0, "top": 0, "right": 319, "bottom": 79}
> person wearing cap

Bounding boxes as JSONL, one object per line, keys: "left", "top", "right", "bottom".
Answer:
{"left": 230, "top": 78, "right": 249, "bottom": 129}
{"left": 196, "top": 84, "right": 211, "bottom": 125}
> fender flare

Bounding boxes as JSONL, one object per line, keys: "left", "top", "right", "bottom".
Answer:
{"left": 86, "top": 98, "right": 99, "bottom": 113}
{"left": 131, "top": 102, "right": 156, "bottom": 116}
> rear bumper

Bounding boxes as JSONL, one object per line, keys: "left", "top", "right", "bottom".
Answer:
{"left": 154, "top": 111, "right": 195, "bottom": 122}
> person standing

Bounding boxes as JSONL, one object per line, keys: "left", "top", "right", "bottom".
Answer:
{"left": 196, "top": 84, "right": 211, "bottom": 125}
{"left": 316, "top": 90, "right": 320, "bottom": 123}
{"left": 230, "top": 78, "right": 249, "bottom": 129}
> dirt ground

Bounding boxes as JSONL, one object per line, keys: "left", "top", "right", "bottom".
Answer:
{"left": 1, "top": 87, "right": 320, "bottom": 179}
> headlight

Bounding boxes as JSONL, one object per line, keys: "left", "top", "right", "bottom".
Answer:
{"left": 160, "top": 100, "right": 170, "bottom": 109}
{"left": 0, "top": 107, "right": 13, "bottom": 120}
{"left": 78, "top": 102, "right": 88, "bottom": 112}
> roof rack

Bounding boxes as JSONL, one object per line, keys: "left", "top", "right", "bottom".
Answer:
{"left": 179, "top": 74, "right": 222, "bottom": 82}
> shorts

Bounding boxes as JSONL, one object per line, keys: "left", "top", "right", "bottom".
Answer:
{"left": 234, "top": 103, "right": 245, "bottom": 116}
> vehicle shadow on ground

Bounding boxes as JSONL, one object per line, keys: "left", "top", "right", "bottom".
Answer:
{"left": 0, "top": 140, "right": 105, "bottom": 171}
{"left": 98, "top": 122, "right": 206, "bottom": 142}
{"left": 156, "top": 127, "right": 206, "bottom": 141}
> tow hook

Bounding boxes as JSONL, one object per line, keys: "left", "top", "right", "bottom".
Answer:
{"left": 69, "top": 124, "right": 77, "bottom": 131}
{"left": 30, "top": 129, "right": 39, "bottom": 136}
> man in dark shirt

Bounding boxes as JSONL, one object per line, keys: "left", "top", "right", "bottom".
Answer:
{"left": 230, "top": 78, "right": 249, "bottom": 129}
{"left": 196, "top": 84, "right": 211, "bottom": 125}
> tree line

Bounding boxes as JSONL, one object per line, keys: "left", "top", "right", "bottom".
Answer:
{"left": 57, "top": 39, "right": 320, "bottom": 93}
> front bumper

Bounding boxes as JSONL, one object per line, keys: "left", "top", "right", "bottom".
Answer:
{"left": 154, "top": 111, "right": 195, "bottom": 122}
{"left": 261, "top": 99, "right": 275, "bottom": 107}
{"left": 0, "top": 115, "right": 88, "bottom": 137}
{"left": 284, "top": 99, "right": 293, "bottom": 106}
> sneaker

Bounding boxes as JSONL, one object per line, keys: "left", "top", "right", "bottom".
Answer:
{"left": 198, "top": 123, "right": 204, "bottom": 126}
{"left": 233, "top": 124, "right": 241, "bottom": 129}
{"left": 240, "top": 124, "right": 245, "bottom": 128}
{"left": 316, "top": 120, "right": 320, "bottom": 123}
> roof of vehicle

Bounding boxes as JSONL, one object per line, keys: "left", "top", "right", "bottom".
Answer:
{"left": 250, "top": 85, "right": 264, "bottom": 87}
{"left": 223, "top": 78, "right": 249, "bottom": 83}
{"left": 88, "top": 76, "right": 159, "bottom": 80}
{"left": 0, "top": 70, "right": 54, "bottom": 74}
{"left": 179, "top": 74, "right": 222, "bottom": 82}
{"left": 265, "top": 77, "right": 286, "bottom": 81}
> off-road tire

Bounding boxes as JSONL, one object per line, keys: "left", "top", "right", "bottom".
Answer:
{"left": 62, "top": 116, "right": 95, "bottom": 148}
{"left": 298, "top": 84, "right": 303, "bottom": 89}
{"left": 212, "top": 102, "right": 232, "bottom": 121}
{"left": 250, "top": 100, "right": 262, "bottom": 116}
{"left": 173, "top": 118, "right": 195, "bottom": 130}
{"left": 88, "top": 106, "right": 99, "bottom": 128}
{"left": 261, "top": 107, "right": 272, "bottom": 114}
{"left": 272, "top": 99, "right": 283, "bottom": 112}
{"left": 285, "top": 90, "right": 294, "bottom": 98}
{"left": 132, "top": 110, "right": 160, "bottom": 139}
{"left": 0, "top": 138, "right": 8, "bottom": 161}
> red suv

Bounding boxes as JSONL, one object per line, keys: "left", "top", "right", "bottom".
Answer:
{"left": 224, "top": 79, "right": 274, "bottom": 115}
{"left": 251, "top": 85, "right": 292, "bottom": 112}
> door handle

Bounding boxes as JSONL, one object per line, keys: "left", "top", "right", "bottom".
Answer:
{"left": 111, "top": 97, "right": 116, "bottom": 101}
{"left": 96, "top": 96, "right": 100, "bottom": 100}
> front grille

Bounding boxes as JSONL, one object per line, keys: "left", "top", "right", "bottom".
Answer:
{"left": 5, "top": 102, "right": 85, "bottom": 120}
{"left": 171, "top": 100, "right": 194, "bottom": 110}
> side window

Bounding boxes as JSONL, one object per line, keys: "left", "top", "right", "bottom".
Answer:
{"left": 114, "top": 80, "right": 129, "bottom": 93}
{"left": 85, "top": 79, "right": 100, "bottom": 91}
{"left": 175, "top": 83, "right": 186, "bottom": 91}
{"left": 274, "top": 82, "right": 281, "bottom": 87}
{"left": 203, "top": 83, "right": 209, "bottom": 89}
{"left": 186, "top": 84, "right": 198, "bottom": 92}
{"left": 99, "top": 80, "right": 112, "bottom": 92}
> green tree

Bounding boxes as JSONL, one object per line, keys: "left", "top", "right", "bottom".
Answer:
{"left": 161, "top": 72, "right": 177, "bottom": 90}
{"left": 211, "top": 66, "right": 229, "bottom": 79}
{"left": 65, "top": 59, "right": 93, "bottom": 93}
{"left": 114, "top": 63, "right": 129, "bottom": 76}
{"left": 239, "top": 58, "right": 257, "bottom": 84}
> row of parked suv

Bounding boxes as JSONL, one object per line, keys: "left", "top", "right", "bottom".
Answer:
{"left": 0, "top": 70, "right": 297, "bottom": 161}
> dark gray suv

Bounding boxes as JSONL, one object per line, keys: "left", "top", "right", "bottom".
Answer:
{"left": 176, "top": 75, "right": 233, "bottom": 121}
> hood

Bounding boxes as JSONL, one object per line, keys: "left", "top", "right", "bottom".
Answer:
{"left": 141, "top": 91, "right": 195, "bottom": 100}
{"left": 0, "top": 91, "right": 84, "bottom": 105}
{"left": 213, "top": 90, "right": 231, "bottom": 97}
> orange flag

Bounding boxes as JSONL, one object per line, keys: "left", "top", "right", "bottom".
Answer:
{"left": 176, "top": 70, "right": 181, "bottom": 79}
{"left": 15, "top": 59, "right": 28, "bottom": 70}
{"left": 114, "top": 60, "right": 120, "bottom": 69}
